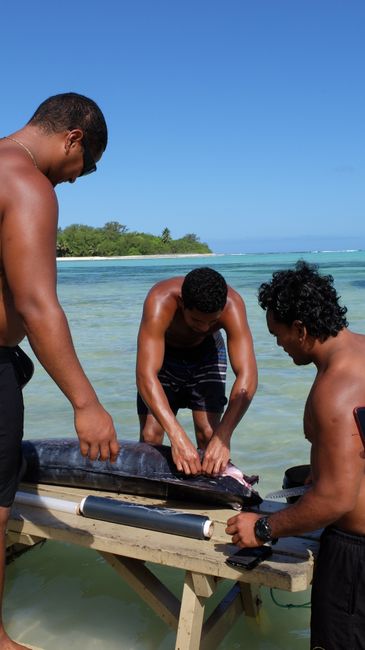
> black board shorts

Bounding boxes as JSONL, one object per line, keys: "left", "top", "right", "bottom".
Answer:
{"left": 137, "top": 332, "right": 228, "bottom": 415}
{"left": 0, "top": 346, "right": 33, "bottom": 507}
{"left": 311, "top": 526, "right": 365, "bottom": 650}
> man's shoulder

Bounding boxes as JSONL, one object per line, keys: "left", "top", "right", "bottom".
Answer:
{"left": 310, "top": 335, "right": 365, "bottom": 410}
{"left": 142, "top": 278, "right": 182, "bottom": 321}
{"left": 0, "top": 150, "right": 54, "bottom": 205}
{"left": 147, "top": 277, "right": 183, "bottom": 300}
{"left": 220, "top": 286, "right": 247, "bottom": 325}
{"left": 225, "top": 284, "right": 245, "bottom": 304}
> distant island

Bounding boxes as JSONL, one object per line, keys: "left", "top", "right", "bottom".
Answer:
{"left": 57, "top": 222, "right": 211, "bottom": 257}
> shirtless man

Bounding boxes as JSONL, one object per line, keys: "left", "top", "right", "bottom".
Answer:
{"left": 226, "top": 260, "right": 365, "bottom": 649}
{"left": 0, "top": 93, "right": 119, "bottom": 650}
{"left": 136, "top": 267, "right": 257, "bottom": 476}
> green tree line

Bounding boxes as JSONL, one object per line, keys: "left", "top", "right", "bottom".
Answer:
{"left": 56, "top": 222, "right": 212, "bottom": 257}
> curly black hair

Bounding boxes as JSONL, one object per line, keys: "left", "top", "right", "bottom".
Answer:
{"left": 258, "top": 260, "right": 348, "bottom": 341}
{"left": 181, "top": 267, "right": 228, "bottom": 313}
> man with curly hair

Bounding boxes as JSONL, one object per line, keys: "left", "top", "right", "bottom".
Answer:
{"left": 226, "top": 260, "right": 365, "bottom": 650}
{"left": 136, "top": 267, "right": 257, "bottom": 475}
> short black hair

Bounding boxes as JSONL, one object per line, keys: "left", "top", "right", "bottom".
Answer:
{"left": 28, "top": 92, "right": 108, "bottom": 155}
{"left": 181, "top": 267, "right": 228, "bottom": 313}
{"left": 258, "top": 260, "right": 348, "bottom": 342}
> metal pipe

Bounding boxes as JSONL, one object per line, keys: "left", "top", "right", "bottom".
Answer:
{"left": 15, "top": 491, "right": 79, "bottom": 515}
{"left": 14, "top": 491, "right": 214, "bottom": 540}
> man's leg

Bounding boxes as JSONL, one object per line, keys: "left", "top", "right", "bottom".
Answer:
{"left": 137, "top": 379, "right": 180, "bottom": 445}
{"left": 139, "top": 413, "right": 165, "bottom": 445}
{"left": 0, "top": 506, "right": 31, "bottom": 649}
{"left": 0, "top": 356, "right": 30, "bottom": 649}
{"left": 192, "top": 410, "right": 221, "bottom": 449}
{"left": 311, "top": 527, "right": 365, "bottom": 650}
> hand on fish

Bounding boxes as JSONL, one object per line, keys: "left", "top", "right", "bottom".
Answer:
{"left": 171, "top": 436, "right": 202, "bottom": 475}
{"left": 201, "top": 436, "right": 230, "bottom": 476}
{"left": 75, "top": 402, "right": 120, "bottom": 462}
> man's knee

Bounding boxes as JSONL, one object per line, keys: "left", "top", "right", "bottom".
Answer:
{"left": 140, "top": 429, "right": 164, "bottom": 445}
{"left": 195, "top": 425, "right": 214, "bottom": 449}
{"left": 194, "top": 411, "right": 222, "bottom": 448}
{"left": 139, "top": 416, "right": 164, "bottom": 445}
{"left": 0, "top": 506, "right": 11, "bottom": 531}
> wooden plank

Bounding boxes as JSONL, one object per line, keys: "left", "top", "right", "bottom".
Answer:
{"left": 100, "top": 552, "right": 180, "bottom": 629}
{"left": 240, "top": 583, "right": 262, "bottom": 618}
{"left": 8, "top": 507, "right": 314, "bottom": 590}
{"left": 17, "top": 484, "right": 321, "bottom": 540}
{"left": 200, "top": 581, "right": 262, "bottom": 649}
{"left": 9, "top": 485, "right": 315, "bottom": 590}
{"left": 6, "top": 531, "right": 44, "bottom": 548}
{"left": 175, "top": 571, "right": 206, "bottom": 650}
{"left": 7, "top": 484, "right": 317, "bottom": 650}
{"left": 200, "top": 583, "right": 243, "bottom": 650}
{"left": 191, "top": 573, "right": 217, "bottom": 598}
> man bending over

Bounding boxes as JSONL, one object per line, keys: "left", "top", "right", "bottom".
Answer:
{"left": 136, "top": 267, "right": 257, "bottom": 476}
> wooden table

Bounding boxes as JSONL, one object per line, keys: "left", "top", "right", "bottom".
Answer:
{"left": 7, "top": 483, "right": 318, "bottom": 650}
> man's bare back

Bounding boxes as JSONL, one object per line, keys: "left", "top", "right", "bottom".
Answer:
{"left": 226, "top": 259, "right": 365, "bottom": 542}
{"left": 0, "top": 272, "right": 24, "bottom": 346}
{"left": 153, "top": 277, "right": 236, "bottom": 348}
{"left": 0, "top": 137, "right": 48, "bottom": 347}
{"left": 304, "top": 328, "right": 365, "bottom": 535}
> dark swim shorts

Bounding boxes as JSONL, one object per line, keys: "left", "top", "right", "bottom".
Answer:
{"left": 137, "top": 332, "right": 228, "bottom": 415}
{"left": 311, "top": 526, "right": 365, "bottom": 650}
{"left": 0, "top": 346, "right": 34, "bottom": 507}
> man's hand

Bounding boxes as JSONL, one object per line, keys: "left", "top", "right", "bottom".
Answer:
{"left": 225, "top": 512, "right": 263, "bottom": 548}
{"left": 74, "top": 402, "right": 120, "bottom": 462}
{"left": 201, "top": 436, "right": 230, "bottom": 475}
{"left": 171, "top": 435, "right": 202, "bottom": 475}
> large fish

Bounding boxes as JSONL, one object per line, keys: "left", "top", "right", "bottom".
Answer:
{"left": 21, "top": 438, "right": 262, "bottom": 510}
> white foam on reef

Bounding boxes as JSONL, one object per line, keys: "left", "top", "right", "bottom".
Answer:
{"left": 312, "top": 248, "right": 360, "bottom": 253}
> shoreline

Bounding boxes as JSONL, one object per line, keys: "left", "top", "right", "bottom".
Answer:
{"left": 56, "top": 249, "right": 362, "bottom": 262}
{"left": 56, "top": 253, "right": 218, "bottom": 261}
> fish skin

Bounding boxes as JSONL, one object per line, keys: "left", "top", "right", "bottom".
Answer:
{"left": 21, "top": 438, "right": 262, "bottom": 509}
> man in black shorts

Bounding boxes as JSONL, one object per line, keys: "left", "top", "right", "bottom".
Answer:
{"left": 0, "top": 93, "right": 119, "bottom": 650}
{"left": 136, "top": 267, "right": 257, "bottom": 476}
{"left": 226, "top": 261, "right": 365, "bottom": 650}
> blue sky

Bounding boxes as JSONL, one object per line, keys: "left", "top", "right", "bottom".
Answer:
{"left": 1, "top": 1, "right": 364, "bottom": 253}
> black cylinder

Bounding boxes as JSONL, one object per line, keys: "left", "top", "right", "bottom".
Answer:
{"left": 80, "top": 495, "right": 213, "bottom": 540}
{"left": 282, "top": 465, "right": 310, "bottom": 503}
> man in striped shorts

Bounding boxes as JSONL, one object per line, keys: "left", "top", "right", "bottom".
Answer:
{"left": 136, "top": 267, "right": 257, "bottom": 475}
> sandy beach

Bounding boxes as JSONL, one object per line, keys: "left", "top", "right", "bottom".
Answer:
{"left": 56, "top": 253, "right": 217, "bottom": 261}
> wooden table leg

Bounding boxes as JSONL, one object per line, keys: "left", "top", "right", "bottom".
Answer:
{"left": 175, "top": 571, "right": 216, "bottom": 650}
{"left": 100, "top": 552, "right": 180, "bottom": 630}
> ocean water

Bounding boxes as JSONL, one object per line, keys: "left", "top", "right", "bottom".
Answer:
{"left": 5, "top": 250, "right": 365, "bottom": 649}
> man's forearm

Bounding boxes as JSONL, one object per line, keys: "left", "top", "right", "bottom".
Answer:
{"left": 215, "top": 385, "right": 254, "bottom": 442}
{"left": 138, "top": 375, "right": 188, "bottom": 442}
{"left": 22, "top": 303, "right": 99, "bottom": 408}
{"left": 268, "top": 488, "right": 350, "bottom": 538}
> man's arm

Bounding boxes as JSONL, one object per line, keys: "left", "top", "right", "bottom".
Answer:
{"left": 226, "top": 380, "right": 365, "bottom": 545}
{"left": 2, "top": 174, "right": 119, "bottom": 461}
{"left": 202, "top": 290, "right": 258, "bottom": 474}
{"left": 136, "top": 289, "right": 202, "bottom": 474}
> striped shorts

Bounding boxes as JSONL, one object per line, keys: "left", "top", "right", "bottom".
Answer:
{"left": 137, "top": 332, "right": 227, "bottom": 414}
